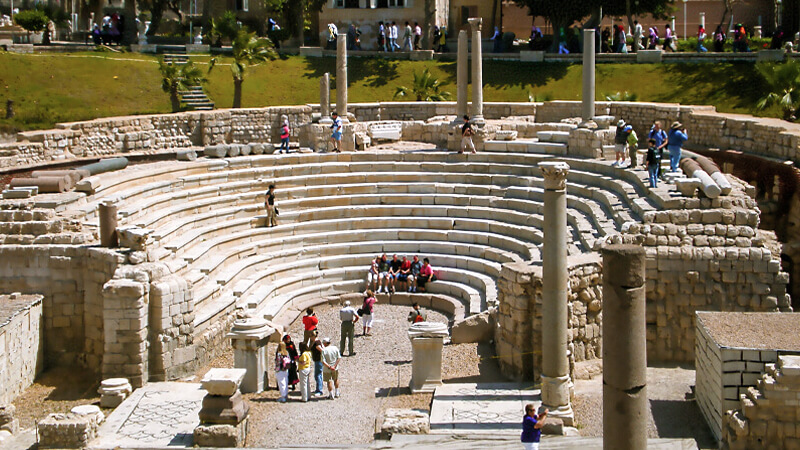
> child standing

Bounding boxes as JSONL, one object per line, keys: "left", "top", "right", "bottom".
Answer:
{"left": 646, "top": 138, "right": 660, "bottom": 188}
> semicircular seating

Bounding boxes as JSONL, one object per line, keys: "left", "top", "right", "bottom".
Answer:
{"left": 72, "top": 151, "right": 657, "bottom": 338}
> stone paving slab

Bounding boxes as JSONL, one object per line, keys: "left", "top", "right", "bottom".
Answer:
{"left": 91, "top": 382, "right": 206, "bottom": 449}
{"left": 429, "top": 382, "right": 541, "bottom": 433}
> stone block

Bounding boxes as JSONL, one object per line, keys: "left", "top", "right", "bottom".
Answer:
{"left": 199, "top": 391, "right": 250, "bottom": 425}
{"left": 520, "top": 50, "right": 545, "bottom": 62}
{"left": 409, "top": 50, "right": 434, "bottom": 61}
{"left": 201, "top": 368, "right": 246, "bottom": 396}
{"left": 38, "top": 406, "right": 104, "bottom": 449}
{"left": 176, "top": 149, "right": 197, "bottom": 161}
{"left": 380, "top": 409, "right": 430, "bottom": 437}
{"left": 450, "top": 310, "right": 493, "bottom": 344}
{"left": 637, "top": 50, "right": 662, "bottom": 63}
{"left": 193, "top": 417, "right": 248, "bottom": 447}
{"left": 204, "top": 145, "right": 227, "bottom": 158}
{"left": 757, "top": 49, "right": 785, "bottom": 62}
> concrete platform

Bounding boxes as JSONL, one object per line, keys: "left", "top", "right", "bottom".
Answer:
{"left": 91, "top": 382, "right": 206, "bottom": 449}
{"left": 429, "top": 382, "right": 541, "bottom": 433}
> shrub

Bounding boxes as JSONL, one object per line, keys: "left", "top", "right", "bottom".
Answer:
{"left": 14, "top": 9, "right": 49, "bottom": 33}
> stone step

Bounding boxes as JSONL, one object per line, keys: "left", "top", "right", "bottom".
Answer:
{"left": 536, "top": 130, "right": 571, "bottom": 143}
{"left": 483, "top": 139, "right": 567, "bottom": 155}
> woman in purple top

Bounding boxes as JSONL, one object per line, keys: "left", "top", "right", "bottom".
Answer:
{"left": 521, "top": 404, "right": 548, "bottom": 449}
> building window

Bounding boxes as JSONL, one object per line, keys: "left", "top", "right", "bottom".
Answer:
{"left": 376, "top": 0, "right": 405, "bottom": 7}
{"left": 236, "top": 0, "right": 249, "bottom": 11}
{"left": 335, "top": 0, "right": 360, "bottom": 7}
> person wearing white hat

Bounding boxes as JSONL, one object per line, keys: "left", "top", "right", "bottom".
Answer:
{"left": 321, "top": 337, "right": 341, "bottom": 399}
{"left": 613, "top": 119, "right": 631, "bottom": 168}
{"left": 339, "top": 299, "right": 360, "bottom": 356}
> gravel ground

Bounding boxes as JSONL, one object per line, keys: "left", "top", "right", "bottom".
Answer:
{"left": 698, "top": 312, "right": 800, "bottom": 350}
{"left": 11, "top": 366, "right": 104, "bottom": 429}
{"left": 195, "top": 302, "right": 502, "bottom": 448}
{"left": 572, "top": 365, "right": 716, "bottom": 449}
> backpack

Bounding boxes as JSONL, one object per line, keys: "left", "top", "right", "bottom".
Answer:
{"left": 275, "top": 353, "right": 290, "bottom": 371}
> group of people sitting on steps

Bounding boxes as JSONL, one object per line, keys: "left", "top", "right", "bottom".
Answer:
{"left": 366, "top": 253, "right": 436, "bottom": 294}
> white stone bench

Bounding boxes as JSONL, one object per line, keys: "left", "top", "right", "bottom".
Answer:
{"left": 368, "top": 121, "right": 403, "bottom": 141}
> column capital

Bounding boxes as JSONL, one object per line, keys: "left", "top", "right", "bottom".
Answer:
{"left": 539, "top": 161, "right": 570, "bottom": 190}
{"left": 467, "top": 17, "right": 482, "bottom": 31}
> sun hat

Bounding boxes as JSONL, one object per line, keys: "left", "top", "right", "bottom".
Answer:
{"left": 617, "top": 119, "right": 625, "bottom": 127}
{"left": 671, "top": 121, "right": 682, "bottom": 129}
{"left": 345, "top": 300, "right": 351, "bottom": 306}
{"left": 323, "top": 337, "right": 331, "bottom": 343}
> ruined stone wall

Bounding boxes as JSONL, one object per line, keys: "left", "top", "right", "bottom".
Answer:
{"left": 0, "top": 294, "right": 43, "bottom": 404}
{"left": 495, "top": 256, "right": 602, "bottom": 381}
{"left": 0, "top": 246, "right": 118, "bottom": 371}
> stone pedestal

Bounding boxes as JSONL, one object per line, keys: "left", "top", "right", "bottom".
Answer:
{"left": 319, "top": 72, "right": 332, "bottom": 124}
{"left": 98, "top": 378, "right": 133, "bottom": 408}
{"left": 408, "top": 322, "right": 449, "bottom": 393}
{"left": 581, "top": 29, "right": 596, "bottom": 124}
{"left": 99, "top": 200, "right": 118, "bottom": 247}
{"left": 456, "top": 30, "right": 468, "bottom": 122}
{"left": 336, "top": 36, "right": 348, "bottom": 120}
{"left": 467, "top": 18, "right": 484, "bottom": 125}
{"left": 227, "top": 318, "right": 274, "bottom": 393}
{"left": 538, "top": 162, "right": 574, "bottom": 426}
{"left": 195, "top": 368, "right": 250, "bottom": 447}
{"left": 602, "top": 245, "right": 647, "bottom": 450}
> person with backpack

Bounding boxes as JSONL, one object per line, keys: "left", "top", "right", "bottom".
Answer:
{"left": 613, "top": 119, "right": 631, "bottom": 168}
{"left": 648, "top": 26, "right": 659, "bottom": 49}
{"left": 697, "top": 25, "right": 708, "bottom": 52}
{"left": 645, "top": 138, "right": 660, "bottom": 189}
{"left": 278, "top": 115, "right": 290, "bottom": 154}
{"left": 626, "top": 125, "right": 639, "bottom": 169}
{"left": 361, "top": 291, "right": 377, "bottom": 336}
{"left": 407, "top": 302, "right": 427, "bottom": 324}
{"left": 460, "top": 115, "right": 476, "bottom": 154}
{"left": 274, "top": 342, "right": 291, "bottom": 402}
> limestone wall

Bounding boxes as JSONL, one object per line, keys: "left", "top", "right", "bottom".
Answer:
{"left": 0, "top": 294, "right": 43, "bottom": 404}
{"left": 494, "top": 255, "right": 602, "bottom": 381}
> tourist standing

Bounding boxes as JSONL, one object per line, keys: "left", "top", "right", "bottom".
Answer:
{"left": 613, "top": 120, "right": 630, "bottom": 167}
{"left": 282, "top": 334, "right": 299, "bottom": 391}
{"left": 329, "top": 112, "right": 342, "bottom": 153}
{"left": 312, "top": 338, "right": 325, "bottom": 396}
{"left": 297, "top": 343, "right": 312, "bottom": 402}
{"left": 492, "top": 26, "right": 502, "bottom": 53}
{"left": 339, "top": 300, "right": 360, "bottom": 356}
{"left": 626, "top": 125, "right": 638, "bottom": 169}
{"left": 437, "top": 25, "right": 448, "bottom": 52}
{"left": 321, "top": 338, "right": 341, "bottom": 399}
{"left": 697, "top": 25, "right": 708, "bottom": 52}
{"left": 521, "top": 404, "right": 548, "bottom": 450}
{"left": 414, "top": 22, "right": 422, "bottom": 50}
{"left": 460, "top": 115, "right": 476, "bottom": 154}
{"left": 265, "top": 184, "right": 278, "bottom": 227}
{"left": 648, "top": 121, "right": 668, "bottom": 179}
{"left": 646, "top": 138, "right": 660, "bottom": 188}
{"left": 667, "top": 121, "right": 688, "bottom": 172}
{"left": 274, "top": 342, "right": 290, "bottom": 402}
{"left": 302, "top": 308, "right": 318, "bottom": 348}
{"left": 279, "top": 115, "right": 290, "bottom": 154}
{"left": 361, "top": 291, "right": 377, "bottom": 336}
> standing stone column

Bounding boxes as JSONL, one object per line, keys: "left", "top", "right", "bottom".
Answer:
{"left": 408, "top": 322, "right": 449, "bottom": 393}
{"left": 582, "top": 29, "right": 596, "bottom": 124}
{"left": 99, "top": 200, "right": 118, "bottom": 247}
{"left": 602, "top": 244, "right": 647, "bottom": 450}
{"left": 227, "top": 318, "right": 274, "bottom": 393}
{"left": 319, "top": 72, "right": 332, "bottom": 124}
{"left": 456, "top": 30, "right": 468, "bottom": 122}
{"left": 539, "top": 161, "right": 574, "bottom": 425}
{"left": 336, "top": 35, "right": 348, "bottom": 120}
{"left": 467, "top": 18, "right": 484, "bottom": 125}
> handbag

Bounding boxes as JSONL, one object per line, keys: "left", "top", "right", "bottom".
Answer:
{"left": 274, "top": 207, "right": 280, "bottom": 215}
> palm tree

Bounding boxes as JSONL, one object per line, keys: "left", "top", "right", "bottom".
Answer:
{"left": 211, "top": 30, "right": 276, "bottom": 109}
{"left": 159, "top": 60, "right": 206, "bottom": 113}
{"left": 756, "top": 60, "right": 800, "bottom": 121}
{"left": 393, "top": 68, "right": 452, "bottom": 102}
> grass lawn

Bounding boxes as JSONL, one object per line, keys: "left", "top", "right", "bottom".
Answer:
{"left": 0, "top": 51, "right": 777, "bottom": 132}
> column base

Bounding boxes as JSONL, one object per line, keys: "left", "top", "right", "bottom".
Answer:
{"left": 470, "top": 115, "right": 485, "bottom": 127}
{"left": 319, "top": 118, "right": 333, "bottom": 124}
{"left": 541, "top": 374, "right": 574, "bottom": 426}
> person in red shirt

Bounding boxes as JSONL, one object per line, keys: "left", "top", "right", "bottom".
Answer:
{"left": 397, "top": 255, "right": 412, "bottom": 292}
{"left": 302, "top": 308, "right": 318, "bottom": 347}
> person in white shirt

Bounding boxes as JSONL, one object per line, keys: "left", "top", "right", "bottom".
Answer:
{"left": 633, "top": 20, "right": 644, "bottom": 50}
{"left": 414, "top": 22, "right": 422, "bottom": 50}
{"left": 321, "top": 338, "right": 341, "bottom": 399}
{"left": 389, "top": 22, "right": 400, "bottom": 51}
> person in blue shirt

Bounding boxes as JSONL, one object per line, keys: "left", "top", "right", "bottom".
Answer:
{"left": 521, "top": 404, "right": 548, "bottom": 449}
{"left": 648, "top": 121, "right": 668, "bottom": 178}
{"left": 329, "top": 112, "right": 342, "bottom": 153}
{"left": 667, "top": 121, "right": 688, "bottom": 172}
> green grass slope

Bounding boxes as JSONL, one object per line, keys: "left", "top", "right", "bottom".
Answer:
{"left": 0, "top": 51, "right": 776, "bottom": 132}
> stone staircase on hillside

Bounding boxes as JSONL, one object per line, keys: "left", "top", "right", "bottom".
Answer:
{"left": 178, "top": 86, "right": 214, "bottom": 111}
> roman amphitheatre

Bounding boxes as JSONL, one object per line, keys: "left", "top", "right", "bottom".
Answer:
{"left": 2, "top": 35, "right": 800, "bottom": 450}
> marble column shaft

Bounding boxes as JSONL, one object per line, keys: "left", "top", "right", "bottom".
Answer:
{"left": 602, "top": 244, "right": 647, "bottom": 450}
{"left": 539, "top": 161, "right": 573, "bottom": 425}
{"left": 467, "top": 18, "right": 483, "bottom": 123}
{"left": 582, "top": 29, "right": 596, "bottom": 122}
{"left": 320, "top": 72, "right": 330, "bottom": 119}
{"left": 456, "top": 30, "right": 468, "bottom": 121}
{"left": 336, "top": 35, "right": 348, "bottom": 117}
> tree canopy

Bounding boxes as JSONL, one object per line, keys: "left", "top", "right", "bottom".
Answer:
{"left": 513, "top": 0, "right": 675, "bottom": 30}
